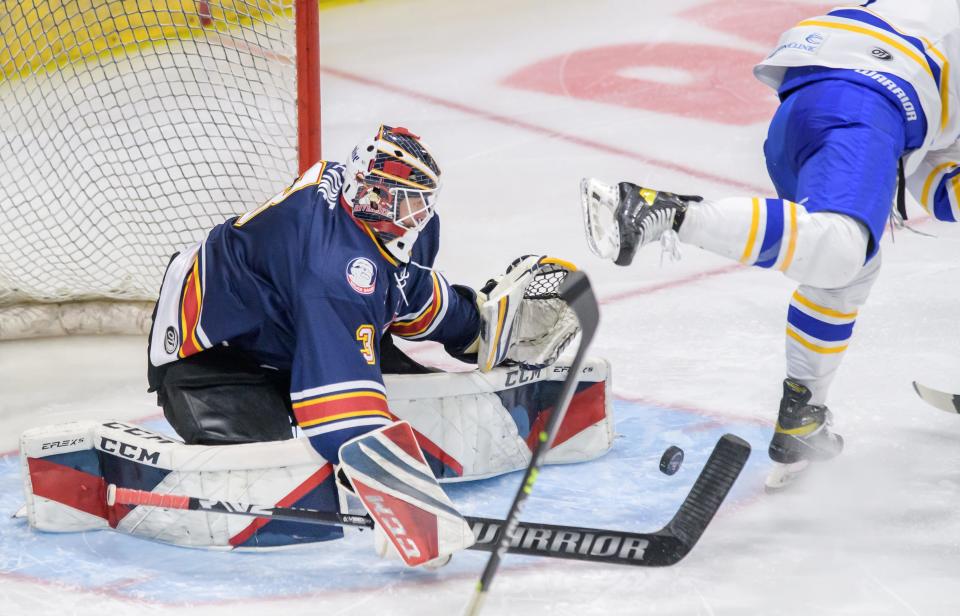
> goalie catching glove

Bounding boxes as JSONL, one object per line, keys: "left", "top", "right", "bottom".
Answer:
{"left": 473, "top": 255, "right": 580, "bottom": 372}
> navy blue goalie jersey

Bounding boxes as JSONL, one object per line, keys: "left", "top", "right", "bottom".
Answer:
{"left": 148, "top": 160, "right": 480, "bottom": 462}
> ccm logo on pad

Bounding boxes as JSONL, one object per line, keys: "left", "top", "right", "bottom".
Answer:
{"left": 99, "top": 437, "right": 161, "bottom": 465}
{"left": 366, "top": 495, "right": 422, "bottom": 560}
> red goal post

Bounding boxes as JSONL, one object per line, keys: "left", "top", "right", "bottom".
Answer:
{"left": 0, "top": 0, "right": 322, "bottom": 339}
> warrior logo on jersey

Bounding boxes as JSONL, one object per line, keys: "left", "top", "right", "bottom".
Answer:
{"left": 347, "top": 257, "right": 378, "bottom": 295}
{"left": 871, "top": 47, "right": 892, "bottom": 60}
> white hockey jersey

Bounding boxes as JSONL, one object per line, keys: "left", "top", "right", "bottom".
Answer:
{"left": 754, "top": 1, "right": 960, "bottom": 221}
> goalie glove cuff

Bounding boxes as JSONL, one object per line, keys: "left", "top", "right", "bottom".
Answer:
{"left": 476, "top": 255, "right": 580, "bottom": 372}
{"left": 445, "top": 284, "right": 482, "bottom": 362}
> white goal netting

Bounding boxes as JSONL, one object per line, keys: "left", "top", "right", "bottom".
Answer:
{"left": 0, "top": 0, "right": 301, "bottom": 338}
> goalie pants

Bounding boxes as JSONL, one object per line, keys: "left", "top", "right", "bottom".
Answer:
{"left": 148, "top": 336, "right": 434, "bottom": 445}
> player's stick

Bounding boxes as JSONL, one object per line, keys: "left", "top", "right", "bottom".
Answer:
{"left": 463, "top": 269, "right": 600, "bottom": 615}
{"left": 912, "top": 381, "right": 960, "bottom": 414}
{"left": 107, "top": 432, "right": 749, "bottom": 568}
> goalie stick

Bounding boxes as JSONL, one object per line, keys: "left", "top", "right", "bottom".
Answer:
{"left": 912, "top": 381, "right": 960, "bottom": 414}
{"left": 106, "top": 433, "right": 749, "bottom": 567}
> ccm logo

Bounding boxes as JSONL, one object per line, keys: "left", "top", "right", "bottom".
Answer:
{"left": 101, "top": 421, "right": 178, "bottom": 444}
{"left": 505, "top": 366, "right": 542, "bottom": 386}
{"left": 99, "top": 437, "right": 161, "bottom": 465}
{"left": 366, "top": 495, "right": 422, "bottom": 560}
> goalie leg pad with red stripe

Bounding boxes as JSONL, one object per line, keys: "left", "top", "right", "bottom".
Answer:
{"left": 20, "top": 420, "right": 342, "bottom": 549}
{"left": 338, "top": 421, "right": 474, "bottom": 566}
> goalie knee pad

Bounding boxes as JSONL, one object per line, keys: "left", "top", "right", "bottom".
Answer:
{"left": 385, "top": 356, "right": 614, "bottom": 481}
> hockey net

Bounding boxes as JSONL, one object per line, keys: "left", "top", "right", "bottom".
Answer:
{"left": 0, "top": 0, "right": 320, "bottom": 339}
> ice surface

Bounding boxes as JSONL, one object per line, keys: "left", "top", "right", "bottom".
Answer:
{"left": 3, "top": 0, "right": 960, "bottom": 614}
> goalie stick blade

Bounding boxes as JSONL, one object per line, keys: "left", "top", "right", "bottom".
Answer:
{"left": 467, "top": 433, "right": 750, "bottom": 567}
{"left": 466, "top": 517, "right": 674, "bottom": 567}
{"left": 912, "top": 381, "right": 960, "bottom": 414}
{"left": 643, "top": 433, "right": 751, "bottom": 566}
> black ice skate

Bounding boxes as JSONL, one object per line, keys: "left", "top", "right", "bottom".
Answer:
{"left": 580, "top": 179, "right": 702, "bottom": 266}
{"left": 765, "top": 379, "right": 844, "bottom": 491}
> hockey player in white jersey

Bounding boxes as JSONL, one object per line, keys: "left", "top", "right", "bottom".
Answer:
{"left": 581, "top": 0, "right": 960, "bottom": 489}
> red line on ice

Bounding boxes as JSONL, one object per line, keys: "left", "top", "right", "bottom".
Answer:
{"left": 322, "top": 67, "right": 771, "bottom": 195}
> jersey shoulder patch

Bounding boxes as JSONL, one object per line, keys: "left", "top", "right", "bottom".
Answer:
{"left": 318, "top": 162, "right": 345, "bottom": 209}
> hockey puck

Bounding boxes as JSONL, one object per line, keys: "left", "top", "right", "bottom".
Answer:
{"left": 659, "top": 446, "right": 684, "bottom": 475}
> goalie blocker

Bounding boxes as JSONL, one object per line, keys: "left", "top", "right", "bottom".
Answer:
{"left": 19, "top": 357, "right": 613, "bottom": 550}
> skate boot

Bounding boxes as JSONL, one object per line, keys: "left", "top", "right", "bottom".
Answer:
{"left": 580, "top": 179, "right": 702, "bottom": 266}
{"left": 766, "top": 379, "right": 844, "bottom": 491}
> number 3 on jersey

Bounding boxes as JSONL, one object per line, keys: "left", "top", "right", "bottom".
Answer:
{"left": 356, "top": 324, "right": 376, "bottom": 364}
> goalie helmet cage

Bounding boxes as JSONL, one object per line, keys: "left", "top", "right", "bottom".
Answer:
{"left": 0, "top": 0, "right": 321, "bottom": 340}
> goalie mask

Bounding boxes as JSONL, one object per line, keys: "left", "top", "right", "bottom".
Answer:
{"left": 342, "top": 125, "right": 442, "bottom": 263}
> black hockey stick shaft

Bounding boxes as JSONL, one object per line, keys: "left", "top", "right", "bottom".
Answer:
{"left": 465, "top": 270, "right": 599, "bottom": 616}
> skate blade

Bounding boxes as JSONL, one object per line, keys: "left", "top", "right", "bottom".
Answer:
{"left": 764, "top": 460, "right": 809, "bottom": 493}
{"left": 12, "top": 504, "right": 26, "bottom": 519}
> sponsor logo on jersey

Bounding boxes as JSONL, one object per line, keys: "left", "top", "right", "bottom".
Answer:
{"left": 164, "top": 326, "right": 179, "bottom": 354}
{"left": 347, "top": 257, "right": 378, "bottom": 295}
{"left": 769, "top": 31, "right": 826, "bottom": 57}
{"left": 870, "top": 47, "right": 892, "bottom": 60}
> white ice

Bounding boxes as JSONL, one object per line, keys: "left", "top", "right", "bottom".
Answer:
{"left": 3, "top": 0, "right": 960, "bottom": 614}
